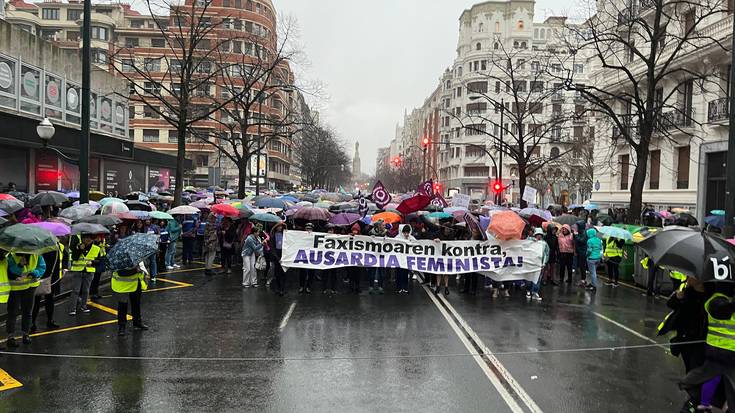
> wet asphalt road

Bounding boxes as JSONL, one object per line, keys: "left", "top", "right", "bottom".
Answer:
{"left": 0, "top": 265, "right": 688, "bottom": 412}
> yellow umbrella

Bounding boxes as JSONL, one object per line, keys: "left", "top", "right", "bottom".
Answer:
{"left": 632, "top": 227, "right": 658, "bottom": 243}
{"left": 89, "top": 191, "right": 106, "bottom": 201}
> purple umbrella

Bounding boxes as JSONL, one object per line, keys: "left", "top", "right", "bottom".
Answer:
{"left": 293, "top": 207, "right": 332, "bottom": 221}
{"left": 29, "top": 221, "right": 71, "bottom": 237}
{"left": 330, "top": 213, "right": 361, "bottom": 226}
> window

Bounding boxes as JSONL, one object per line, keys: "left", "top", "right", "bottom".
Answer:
{"left": 465, "top": 146, "right": 485, "bottom": 158}
{"left": 66, "top": 31, "right": 80, "bottom": 41}
{"left": 67, "top": 9, "right": 82, "bottom": 21}
{"left": 494, "top": 42, "right": 499, "bottom": 50}
{"left": 91, "top": 26, "right": 108, "bottom": 41}
{"left": 467, "top": 81, "right": 488, "bottom": 94}
{"left": 169, "top": 59, "right": 182, "bottom": 73}
{"left": 195, "top": 155, "right": 209, "bottom": 167}
{"left": 464, "top": 167, "right": 489, "bottom": 177}
{"left": 130, "top": 19, "right": 143, "bottom": 28}
{"left": 455, "top": 87, "right": 462, "bottom": 98}
{"left": 529, "top": 102, "right": 543, "bottom": 114}
{"left": 619, "top": 154, "right": 629, "bottom": 190}
{"left": 495, "top": 81, "right": 501, "bottom": 93}
{"left": 151, "top": 38, "right": 165, "bottom": 47}
{"left": 530, "top": 81, "right": 544, "bottom": 92}
{"left": 128, "top": 106, "right": 135, "bottom": 119}
{"left": 650, "top": 150, "right": 660, "bottom": 189}
{"left": 40, "top": 29, "right": 58, "bottom": 40}
{"left": 517, "top": 20, "right": 524, "bottom": 30}
{"left": 627, "top": 41, "right": 635, "bottom": 63}
{"left": 121, "top": 59, "right": 134, "bottom": 72}
{"left": 573, "top": 64, "right": 584, "bottom": 74}
{"left": 168, "top": 131, "right": 178, "bottom": 143}
{"left": 144, "top": 81, "right": 161, "bottom": 95}
{"left": 144, "top": 58, "right": 160, "bottom": 72}
{"left": 142, "top": 129, "right": 159, "bottom": 142}
{"left": 527, "top": 146, "right": 541, "bottom": 157}
{"left": 195, "top": 60, "right": 212, "bottom": 73}
{"left": 466, "top": 124, "right": 486, "bottom": 136}
{"left": 466, "top": 102, "right": 487, "bottom": 114}
{"left": 479, "top": 23, "right": 484, "bottom": 32}
{"left": 481, "top": 60, "right": 487, "bottom": 71}
{"left": 125, "top": 37, "right": 139, "bottom": 48}
{"left": 530, "top": 61, "right": 540, "bottom": 72}
{"left": 513, "top": 80, "right": 527, "bottom": 92}
{"left": 476, "top": 42, "right": 482, "bottom": 51}
{"left": 223, "top": 0, "right": 230, "bottom": 6}
{"left": 677, "top": 146, "right": 690, "bottom": 189}
{"left": 92, "top": 49, "right": 107, "bottom": 64}
{"left": 683, "top": 9, "right": 695, "bottom": 32}
{"left": 42, "top": 8, "right": 59, "bottom": 20}
{"left": 194, "top": 83, "right": 211, "bottom": 97}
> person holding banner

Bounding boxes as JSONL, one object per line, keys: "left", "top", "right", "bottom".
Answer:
{"left": 348, "top": 223, "right": 363, "bottom": 294}
{"left": 299, "top": 223, "right": 316, "bottom": 294}
{"left": 460, "top": 227, "right": 484, "bottom": 295}
{"left": 395, "top": 225, "right": 415, "bottom": 294}
{"left": 525, "top": 228, "right": 548, "bottom": 301}
{"left": 269, "top": 222, "right": 286, "bottom": 296}
{"left": 368, "top": 220, "right": 388, "bottom": 295}
{"left": 433, "top": 225, "right": 455, "bottom": 296}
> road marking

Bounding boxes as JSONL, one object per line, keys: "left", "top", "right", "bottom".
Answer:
{"left": 0, "top": 368, "right": 22, "bottom": 391}
{"left": 426, "top": 286, "right": 544, "bottom": 413}
{"left": 597, "top": 275, "right": 665, "bottom": 301}
{"left": 156, "top": 278, "right": 194, "bottom": 287}
{"left": 422, "top": 285, "right": 526, "bottom": 413}
{"left": 279, "top": 302, "right": 297, "bottom": 331}
{"left": 86, "top": 301, "right": 133, "bottom": 320}
{"left": 593, "top": 312, "right": 663, "bottom": 347}
{"left": 158, "top": 267, "right": 207, "bottom": 275}
{"left": 29, "top": 320, "right": 118, "bottom": 338}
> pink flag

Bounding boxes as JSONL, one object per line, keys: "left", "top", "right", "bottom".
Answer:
{"left": 431, "top": 194, "right": 449, "bottom": 208}
{"left": 416, "top": 180, "right": 434, "bottom": 197}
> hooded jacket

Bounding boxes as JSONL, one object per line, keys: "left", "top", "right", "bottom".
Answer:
{"left": 574, "top": 222, "right": 588, "bottom": 255}
{"left": 558, "top": 224, "right": 574, "bottom": 253}
{"left": 586, "top": 229, "right": 602, "bottom": 260}
{"left": 397, "top": 224, "right": 416, "bottom": 241}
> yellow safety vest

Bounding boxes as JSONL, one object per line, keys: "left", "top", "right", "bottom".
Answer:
{"left": 705, "top": 293, "right": 735, "bottom": 352}
{"left": 8, "top": 254, "right": 40, "bottom": 291}
{"left": 70, "top": 244, "right": 101, "bottom": 273}
{"left": 98, "top": 239, "right": 107, "bottom": 257}
{"left": 604, "top": 238, "right": 623, "bottom": 258}
{"left": 57, "top": 243, "right": 65, "bottom": 280}
{"left": 111, "top": 271, "right": 147, "bottom": 294}
{"left": 670, "top": 271, "right": 687, "bottom": 282}
{"left": 0, "top": 258, "right": 9, "bottom": 304}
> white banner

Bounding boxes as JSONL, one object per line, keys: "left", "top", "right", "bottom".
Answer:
{"left": 281, "top": 231, "right": 544, "bottom": 283}
{"left": 452, "top": 193, "right": 471, "bottom": 208}
{"left": 522, "top": 185, "right": 538, "bottom": 204}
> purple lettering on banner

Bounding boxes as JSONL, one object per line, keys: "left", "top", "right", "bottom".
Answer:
{"left": 491, "top": 257, "right": 502, "bottom": 268}
{"left": 365, "top": 254, "right": 377, "bottom": 267}
{"left": 503, "top": 257, "right": 515, "bottom": 268}
{"left": 324, "top": 251, "right": 335, "bottom": 266}
{"left": 472, "top": 257, "right": 479, "bottom": 271}
{"left": 517, "top": 256, "right": 523, "bottom": 267}
{"left": 446, "top": 257, "right": 453, "bottom": 272}
{"left": 335, "top": 252, "right": 349, "bottom": 266}
{"left": 479, "top": 256, "right": 490, "bottom": 271}
{"left": 456, "top": 258, "right": 470, "bottom": 273}
{"left": 350, "top": 252, "right": 363, "bottom": 266}
{"left": 416, "top": 257, "right": 427, "bottom": 271}
{"left": 426, "top": 257, "right": 444, "bottom": 273}
{"left": 379, "top": 255, "right": 385, "bottom": 267}
{"left": 407, "top": 256, "right": 416, "bottom": 271}
{"left": 386, "top": 255, "right": 400, "bottom": 268}
{"left": 309, "top": 251, "right": 323, "bottom": 265}
{"left": 295, "top": 250, "right": 308, "bottom": 264}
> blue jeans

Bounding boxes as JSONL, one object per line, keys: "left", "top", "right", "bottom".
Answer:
{"left": 165, "top": 242, "right": 176, "bottom": 267}
{"left": 526, "top": 280, "right": 540, "bottom": 294}
{"left": 148, "top": 255, "right": 157, "bottom": 279}
{"left": 369, "top": 268, "right": 384, "bottom": 288}
{"left": 587, "top": 259, "right": 600, "bottom": 287}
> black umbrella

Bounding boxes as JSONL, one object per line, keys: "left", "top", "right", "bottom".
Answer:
{"left": 29, "top": 191, "right": 69, "bottom": 207}
{"left": 638, "top": 229, "right": 735, "bottom": 282}
{"left": 78, "top": 214, "right": 122, "bottom": 226}
{"left": 125, "top": 191, "right": 144, "bottom": 200}
{"left": 7, "top": 191, "right": 29, "bottom": 204}
{"left": 125, "top": 200, "right": 153, "bottom": 211}
{"left": 553, "top": 214, "right": 578, "bottom": 226}
{"left": 673, "top": 213, "right": 699, "bottom": 227}
{"left": 0, "top": 198, "right": 25, "bottom": 213}
{"left": 596, "top": 214, "right": 614, "bottom": 226}
{"left": 71, "top": 223, "right": 110, "bottom": 235}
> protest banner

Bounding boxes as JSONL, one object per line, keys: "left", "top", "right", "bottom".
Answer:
{"left": 452, "top": 194, "right": 471, "bottom": 209}
{"left": 281, "top": 231, "right": 544, "bottom": 283}
{"left": 522, "top": 185, "right": 538, "bottom": 205}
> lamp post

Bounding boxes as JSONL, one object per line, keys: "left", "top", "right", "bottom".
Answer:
{"left": 79, "top": 0, "right": 91, "bottom": 204}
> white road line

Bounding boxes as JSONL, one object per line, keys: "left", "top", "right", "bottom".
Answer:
{"left": 279, "top": 302, "right": 297, "bottom": 332}
{"left": 592, "top": 312, "right": 664, "bottom": 347}
{"left": 432, "top": 288, "right": 544, "bottom": 413}
{"left": 422, "top": 285, "right": 525, "bottom": 413}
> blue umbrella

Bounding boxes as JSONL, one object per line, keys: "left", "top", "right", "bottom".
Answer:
{"left": 428, "top": 212, "right": 453, "bottom": 220}
{"left": 105, "top": 233, "right": 159, "bottom": 271}
{"left": 129, "top": 210, "right": 151, "bottom": 220}
{"left": 596, "top": 226, "right": 633, "bottom": 241}
{"left": 278, "top": 195, "right": 299, "bottom": 203}
{"left": 711, "top": 210, "right": 726, "bottom": 217}
{"left": 360, "top": 215, "right": 372, "bottom": 225}
{"left": 568, "top": 204, "right": 583, "bottom": 209}
{"left": 584, "top": 203, "right": 600, "bottom": 211}
{"left": 705, "top": 215, "right": 726, "bottom": 229}
{"left": 255, "top": 198, "right": 287, "bottom": 210}
{"left": 249, "top": 213, "right": 282, "bottom": 223}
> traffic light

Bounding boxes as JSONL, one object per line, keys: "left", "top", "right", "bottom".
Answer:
{"left": 392, "top": 156, "right": 401, "bottom": 167}
{"left": 422, "top": 137, "right": 430, "bottom": 147}
{"left": 491, "top": 181, "right": 503, "bottom": 194}
{"left": 434, "top": 182, "right": 441, "bottom": 193}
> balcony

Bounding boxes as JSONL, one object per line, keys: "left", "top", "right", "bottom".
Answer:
{"left": 659, "top": 108, "right": 696, "bottom": 132}
{"left": 708, "top": 97, "right": 729, "bottom": 123}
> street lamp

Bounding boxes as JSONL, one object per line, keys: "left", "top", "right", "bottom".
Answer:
{"left": 37, "top": 118, "right": 80, "bottom": 167}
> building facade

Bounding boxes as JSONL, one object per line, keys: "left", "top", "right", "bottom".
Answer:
{"left": 5, "top": 0, "right": 297, "bottom": 191}
{"left": 587, "top": 0, "right": 733, "bottom": 222}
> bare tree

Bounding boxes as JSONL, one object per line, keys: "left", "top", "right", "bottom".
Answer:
{"left": 451, "top": 43, "right": 580, "bottom": 207}
{"left": 296, "top": 123, "right": 352, "bottom": 190}
{"left": 374, "top": 147, "right": 423, "bottom": 193}
{"left": 561, "top": 0, "right": 730, "bottom": 222}
{"left": 196, "top": 15, "right": 316, "bottom": 197}
{"left": 111, "top": 0, "right": 235, "bottom": 205}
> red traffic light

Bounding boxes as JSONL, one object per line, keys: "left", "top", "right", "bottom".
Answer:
{"left": 422, "top": 137, "right": 430, "bottom": 147}
{"left": 433, "top": 183, "right": 441, "bottom": 192}
{"left": 491, "top": 181, "right": 503, "bottom": 193}
{"left": 393, "top": 157, "right": 401, "bottom": 166}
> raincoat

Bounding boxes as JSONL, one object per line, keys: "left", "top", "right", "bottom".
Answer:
{"left": 586, "top": 229, "right": 602, "bottom": 260}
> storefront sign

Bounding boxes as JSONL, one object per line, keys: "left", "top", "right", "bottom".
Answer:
{"left": 105, "top": 160, "right": 145, "bottom": 195}
{"left": 0, "top": 62, "right": 12, "bottom": 90}
{"left": 35, "top": 150, "right": 59, "bottom": 191}
{"left": 66, "top": 86, "right": 78, "bottom": 111}
{"left": 148, "top": 167, "right": 171, "bottom": 191}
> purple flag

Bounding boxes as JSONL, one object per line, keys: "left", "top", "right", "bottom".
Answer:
{"left": 417, "top": 180, "right": 434, "bottom": 197}
{"left": 357, "top": 190, "right": 369, "bottom": 216}
{"left": 431, "top": 194, "right": 449, "bottom": 208}
{"left": 371, "top": 181, "right": 392, "bottom": 209}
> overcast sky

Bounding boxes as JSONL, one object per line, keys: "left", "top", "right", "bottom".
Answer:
{"left": 276, "top": 0, "right": 581, "bottom": 174}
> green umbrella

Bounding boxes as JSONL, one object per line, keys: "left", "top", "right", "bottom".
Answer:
{"left": 0, "top": 224, "right": 58, "bottom": 254}
{"left": 249, "top": 213, "right": 282, "bottom": 223}
{"left": 150, "top": 211, "right": 174, "bottom": 220}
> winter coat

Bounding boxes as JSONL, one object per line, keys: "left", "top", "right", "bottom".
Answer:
{"left": 557, "top": 225, "right": 575, "bottom": 254}
{"left": 545, "top": 232, "right": 559, "bottom": 263}
{"left": 397, "top": 224, "right": 417, "bottom": 242}
{"left": 241, "top": 233, "right": 263, "bottom": 257}
{"left": 574, "top": 222, "right": 588, "bottom": 256}
{"left": 586, "top": 229, "right": 602, "bottom": 260}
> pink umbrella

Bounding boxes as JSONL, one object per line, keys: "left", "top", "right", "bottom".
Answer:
{"left": 488, "top": 211, "right": 526, "bottom": 240}
{"left": 293, "top": 207, "right": 333, "bottom": 221}
{"left": 211, "top": 203, "right": 239, "bottom": 217}
{"left": 29, "top": 221, "right": 71, "bottom": 237}
{"left": 101, "top": 201, "right": 129, "bottom": 215}
{"left": 728, "top": 239, "right": 735, "bottom": 247}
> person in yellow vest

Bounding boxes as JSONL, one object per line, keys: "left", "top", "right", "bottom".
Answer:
{"left": 112, "top": 261, "right": 149, "bottom": 336}
{"left": 0, "top": 254, "right": 9, "bottom": 351}
{"left": 31, "top": 238, "right": 68, "bottom": 332}
{"left": 89, "top": 234, "right": 108, "bottom": 300}
{"left": 67, "top": 234, "right": 101, "bottom": 316}
{"left": 603, "top": 237, "right": 625, "bottom": 287}
{"left": 5, "top": 252, "right": 46, "bottom": 347}
{"left": 680, "top": 287, "right": 735, "bottom": 412}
